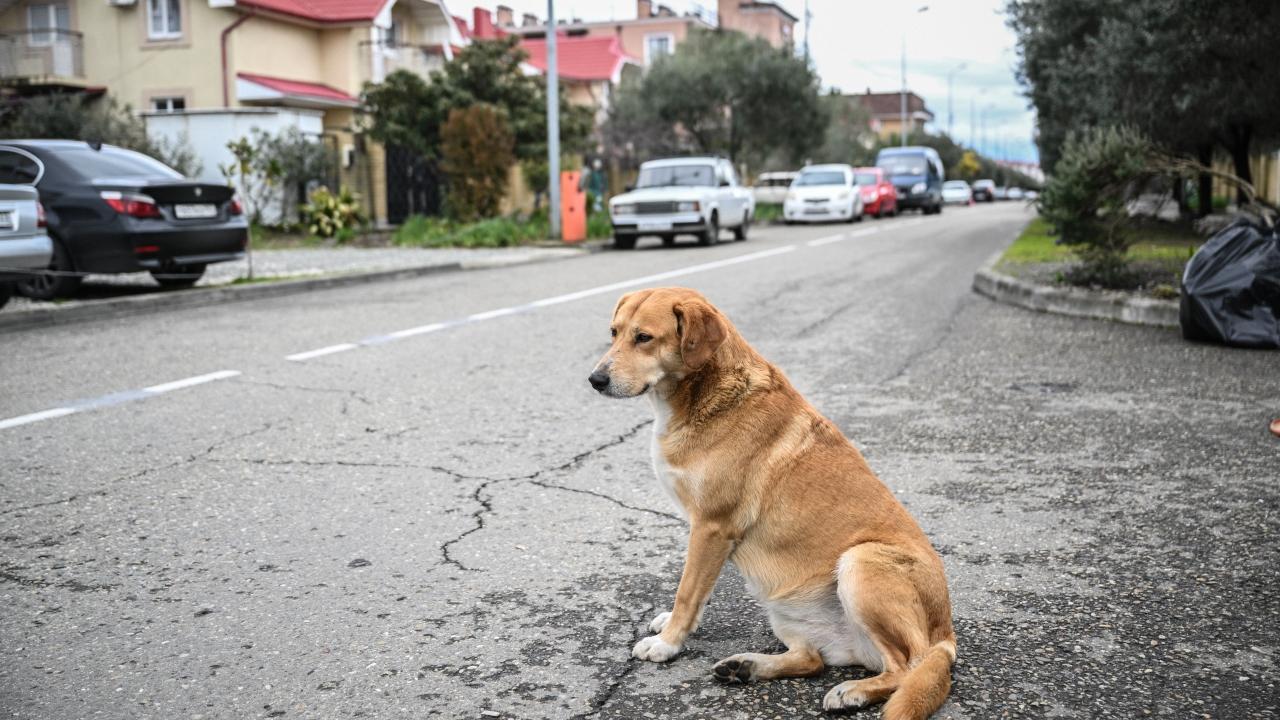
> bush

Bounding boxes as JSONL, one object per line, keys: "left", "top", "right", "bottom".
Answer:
{"left": 393, "top": 215, "right": 544, "bottom": 248}
{"left": 0, "top": 94, "right": 201, "bottom": 175}
{"left": 440, "top": 104, "right": 514, "bottom": 222}
{"left": 301, "top": 186, "right": 364, "bottom": 239}
{"left": 754, "top": 203, "right": 783, "bottom": 223}
{"left": 220, "top": 128, "right": 330, "bottom": 226}
{"left": 1037, "top": 126, "right": 1158, "bottom": 286}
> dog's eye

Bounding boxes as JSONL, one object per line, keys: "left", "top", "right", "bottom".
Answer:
{"left": 636, "top": 333, "right": 653, "bottom": 344}
{"left": 610, "top": 328, "right": 617, "bottom": 338}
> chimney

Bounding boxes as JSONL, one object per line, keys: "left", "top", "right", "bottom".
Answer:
{"left": 656, "top": 4, "right": 676, "bottom": 17}
{"left": 522, "top": 12, "right": 538, "bottom": 27}
{"left": 495, "top": 4, "right": 514, "bottom": 26}
{"left": 637, "top": 0, "right": 652, "bottom": 18}
{"left": 472, "top": 7, "right": 495, "bottom": 39}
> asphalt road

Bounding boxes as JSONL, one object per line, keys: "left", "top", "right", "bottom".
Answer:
{"left": 2, "top": 203, "right": 1277, "bottom": 720}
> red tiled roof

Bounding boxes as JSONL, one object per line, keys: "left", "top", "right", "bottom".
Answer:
{"left": 856, "top": 91, "right": 933, "bottom": 119}
{"left": 453, "top": 15, "right": 472, "bottom": 40}
{"left": 236, "top": 0, "right": 389, "bottom": 23}
{"left": 520, "top": 35, "right": 636, "bottom": 82}
{"left": 238, "top": 72, "right": 357, "bottom": 103}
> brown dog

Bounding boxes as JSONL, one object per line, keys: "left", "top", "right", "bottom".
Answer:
{"left": 588, "top": 287, "right": 956, "bottom": 718}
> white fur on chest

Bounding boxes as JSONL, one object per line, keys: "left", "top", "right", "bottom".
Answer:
{"left": 647, "top": 394, "right": 688, "bottom": 518}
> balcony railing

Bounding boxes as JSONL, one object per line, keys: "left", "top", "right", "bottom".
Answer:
{"left": 359, "top": 40, "right": 447, "bottom": 85}
{"left": 0, "top": 29, "right": 85, "bottom": 85}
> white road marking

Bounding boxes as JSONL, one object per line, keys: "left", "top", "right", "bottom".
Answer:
{"left": 285, "top": 343, "right": 359, "bottom": 362}
{"left": 806, "top": 234, "right": 847, "bottom": 247}
{"left": 387, "top": 322, "right": 447, "bottom": 339}
{"left": 0, "top": 407, "right": 77, "bottom": 430}
{"left": 143, "top": 370, "right": 241, "bottom": 394}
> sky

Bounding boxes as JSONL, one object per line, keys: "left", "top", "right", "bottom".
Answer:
{"left": 464, "top": 0, "right": 1039, "bottom": 164}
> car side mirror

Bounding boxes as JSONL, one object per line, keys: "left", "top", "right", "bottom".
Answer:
{"left": 625, "top": 184, "right": 634, "bottom": 192}
{"left": 720, "top": 179, "right": 731, "bottom": 187}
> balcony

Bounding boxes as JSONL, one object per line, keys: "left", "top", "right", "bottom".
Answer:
{"left": 359, "top": 40, "right": 448, "bottom": 85}
{"left": 0, "top": 29, "right": 85, "bottom": 89}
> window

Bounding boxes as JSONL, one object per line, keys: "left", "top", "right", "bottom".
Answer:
{"left": 51, "top": 146, "right": 182, "bottom": 181}
{"left": 0, "top": 150, "right": 43, "bottom": 185}
{"left": 151, "top": 96, "right": 186, "bottom": 112}
{"left": 644, "top": 33, "right": 673, "bottom": 65}
{"left": 636, "top": 164, "right": 715, "bottom": 188}
{"left": 26, "top": 3, "right": 70, "bottom": 46}
{"left": 147, "top": 0, "right": 182, "bottom": 40}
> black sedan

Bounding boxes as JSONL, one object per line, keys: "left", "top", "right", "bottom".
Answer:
{"left": 0, "top": 140, "right": 248, "bottom": 299}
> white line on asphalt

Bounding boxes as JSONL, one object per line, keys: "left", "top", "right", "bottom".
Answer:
{"left": 806, "top": 227, "right": 882, "bottom": 247}
{"left": 284, "top": 244, "right": 798, "bottom": 361}
{"left": 0, "top": 407, "right": 76, "bottom": 431}
{"left": 143, "top": 370, "right": 242, "bottom": 394}
{"left": 285, "top": 343, "right": 359, "bottom": 362}
{"left": 0, "top": 370, "right": 242, "bottom": 432}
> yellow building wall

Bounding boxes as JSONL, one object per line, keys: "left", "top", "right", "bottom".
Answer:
{"left": 230, "top": 16, "right": 324, "bottom": 89}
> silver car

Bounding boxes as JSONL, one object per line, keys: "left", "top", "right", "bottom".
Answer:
{"left": 0, "top": 182, "right": 53, "bottom": 309}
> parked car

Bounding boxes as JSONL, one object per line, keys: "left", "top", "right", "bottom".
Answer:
{"left": 853, "top": 167, "right": 898, "bottom": 218}
{"left": 609, "top": 157, "right": 754, "bottom": 248}
{"left": 1007, "top": 187, "right": 1025, "bottom": 200}
{"left": 0, "top": 181, "right": 52, "bottom": 309}
{"left": 752, "top": 171, "right": 798, "bottom": 205}
{"left": 993, "top": 186, "right": 1010, "bottom": 201}
{"left": 783, "top": 164, "right": 864, "bottom": 224}
{"left": 0, "top": 141, "right": 248, "bottom": 300}
{"left": 875, "top": 146, "right": 944, "bottom": 214}
{"left": 941, "top": 180, "right": 974, "bottom": 205}
{"left": 1024, "top": 189, "right": 1039, "bottom": 201}
{"left": 972, "top": 179, "right": 996, "bottom": 202}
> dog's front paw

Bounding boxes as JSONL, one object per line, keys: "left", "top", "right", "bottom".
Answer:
{"left": 632, "top": 635, "right": 682, "bottom": 662}
{"left": 647, "top": 610, "right": 672, "bottom": 634}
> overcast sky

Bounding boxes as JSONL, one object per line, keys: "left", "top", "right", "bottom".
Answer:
{"left": 463, "top": 0, "right": 1038, "bottom": 163}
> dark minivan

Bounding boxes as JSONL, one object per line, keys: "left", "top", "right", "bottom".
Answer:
{"left": 875, "top": 146, "right": 945, "bottom": 215}
{"left": 0, "top": 140, "right": 248, "bottom": 299}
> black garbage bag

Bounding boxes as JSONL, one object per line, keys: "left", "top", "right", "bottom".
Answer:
{"left": 1180, "top": 219, "right": 1280, "bottom": 348}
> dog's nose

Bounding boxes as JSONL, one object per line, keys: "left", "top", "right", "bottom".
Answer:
{"left": 588, "top": 370, "right": 610, "bottom": 392}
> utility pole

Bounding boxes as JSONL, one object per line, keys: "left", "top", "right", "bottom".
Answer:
{"left": 900, "top": 6, "right": 928, "bottom": 147}
{"left": 546, "top": 0, "right": 560, "bottom": 240}
{"left": 802, "top": 0, "right": 811, "bottom": 63}
{"left": 947, "top": 63, "right": 966, "bottom": 139}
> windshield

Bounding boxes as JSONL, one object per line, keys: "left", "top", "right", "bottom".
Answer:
{"left": 877, "top": 155, "right": 927, "bottom": 177}
{"left": 54, "top": 146, "right": 183, "bottom": 181}
{"left": 943, "top": 181, "right": 969, "bottom": 189}
{"left": 854, "top": 172, "right": 879, "bottom": 186}
{"left": 637, "top": 164, "right": 715, "bottom": 188}
{"left": 794, "top": 171, "right": 846, "bottom": 187}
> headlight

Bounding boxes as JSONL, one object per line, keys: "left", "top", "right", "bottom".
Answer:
{"left": 835, "top": 191, "right": 850, "bottom": 201}
{"left": 880, "top": 186, "right": 891, "bottom": 195}
{"left": 911, "top": 183, "right": 926, "bottom": 195}
{"left": 612, "top": 203, "right": 636, "bottom": 215}
{"left": 676, "top": 201, "right": 700, "bottom": 212}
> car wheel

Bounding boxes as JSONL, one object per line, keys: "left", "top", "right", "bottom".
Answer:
{"left": 151, "top": 263, "right": 207, "bottom": 289}
{"left": 733, "top": 211, "right": 749, "bottom": 241}
{"left": 614, "top": 235, "right": 637, "bottom": 250}
{"left": 0, "top": 282, "right": 11, "bottom": 309}
{"left": 699, "top": 213, "right": 719, "bottom": 246}
{"left": 661, "top": 234, "right": 675, "bottom": 247}
{"left": 17, "top": 237, "right": 81, "bottom": 301}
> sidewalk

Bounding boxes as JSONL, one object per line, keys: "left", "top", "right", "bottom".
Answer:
{"left": 2, "top": 245, "right": 586, "bottom": 329}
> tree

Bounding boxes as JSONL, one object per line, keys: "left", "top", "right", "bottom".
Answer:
{"left": 440, "top": 104, "right": 514, "bottom": 221}
{"left": 811, "top": 91, "right": 876, "bottom": 168}
{"left": 951, "top": 150, "right": 982, "bottom": 180}
{"left": 602, "top": 29, "right": 827, "bottom": 172}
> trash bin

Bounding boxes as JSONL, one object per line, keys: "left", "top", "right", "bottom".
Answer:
{"left": 560, "top": 170, "right": 586, "bottom": 243}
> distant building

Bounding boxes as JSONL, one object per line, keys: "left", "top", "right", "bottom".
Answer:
{"left": 855, "top": 90, "right": 935, "bottom": 141}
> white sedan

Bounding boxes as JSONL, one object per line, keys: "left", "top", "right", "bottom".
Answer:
{"left": 783, "top": 164, "right": 863, "bottom": 223}
{"left": 941, "top": 180, "right": 973, "bottom": 205}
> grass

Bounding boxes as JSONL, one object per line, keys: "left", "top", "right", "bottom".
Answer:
{"left": 1001, "top": 216, "right": 1203, "bottom": 267}
{"left": 393, "top": 211, "right": 613, "bottom": 248}
{"left": 755, "top": 203, "right": 783, "bottom": 224}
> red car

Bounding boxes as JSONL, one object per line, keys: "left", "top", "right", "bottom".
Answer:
{"left": 854, "top": 167, "right": 899, "bottom": 218}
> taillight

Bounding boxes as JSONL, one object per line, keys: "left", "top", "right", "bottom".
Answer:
{"left": 228, "top": 195, "right": 243, "bottom": 216}
{"left": 101, "top": 190, "right": 163, "bottom": 219}
{"left": 36, "top": 201, "right": 46, "bottom": 228}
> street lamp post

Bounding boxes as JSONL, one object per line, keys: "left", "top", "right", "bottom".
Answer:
{"left": 546, "top": 0, "right": 560, "bottom": 240}
{"left": 899, "top": 5, "right": 929, "bottom": 147}
{"left": 947, "top": 62, "right": 966, "bottom": 139}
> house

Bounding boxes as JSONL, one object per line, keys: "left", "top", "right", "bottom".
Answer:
{"left": 715, "top": 1, "right": 798, "bottom": 50}
{"left": 0, "top": 0, "right": 467, "bottom": 225}
{"left": 855, "top": 90, "right": 935, "bottom": 141}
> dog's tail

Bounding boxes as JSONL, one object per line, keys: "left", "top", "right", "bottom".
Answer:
{"left": 882, "top": 639, "right": 956, "bottom": 720}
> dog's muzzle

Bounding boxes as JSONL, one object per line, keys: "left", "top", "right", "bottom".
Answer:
{"left": 588, "top": 370, "right": 610, "bottom": 393}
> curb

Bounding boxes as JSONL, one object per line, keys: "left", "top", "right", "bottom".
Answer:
{"left": 0, "top": 249, "right": 587, "bottom": 333}
{"left": 972, "top": 252, "right": 1179, "bottom": 328}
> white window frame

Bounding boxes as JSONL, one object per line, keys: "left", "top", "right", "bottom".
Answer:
{"left": 147, "top": 0, "right": 182, "bottom": 41}
{"left": 151, "top": 96, "right": 186, "bottom": 112}
{"left": 26, "top": 3, "right": 69, "bottom": 47}
{"left": 643, "top": 32, "right": 674, "bottom": 66}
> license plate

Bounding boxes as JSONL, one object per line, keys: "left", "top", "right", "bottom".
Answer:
{"left": 804, "top": 207, "right": 827, "bottom": 214}
{"left": 0, "top": 211, "right": 13, "bottom": 230}
{"left": 638, "top": 221, "right": 671, "bottom": 231}
{"left": 174, "top": 203, "right": 217, "bottom": 219}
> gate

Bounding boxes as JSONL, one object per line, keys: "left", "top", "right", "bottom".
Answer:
{"left": 385, "top": 144, "right": 442, "bottom": 224}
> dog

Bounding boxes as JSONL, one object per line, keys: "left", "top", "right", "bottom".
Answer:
{"left": 588, "top": 287, "right": 956, "bottom": 719}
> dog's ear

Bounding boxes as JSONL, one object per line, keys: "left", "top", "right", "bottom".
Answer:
{"left": 673, "top": 299, "right": 727, "bottom": 370}
{"left": 612, "top": 289, "right": 653, "bottom": 322}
